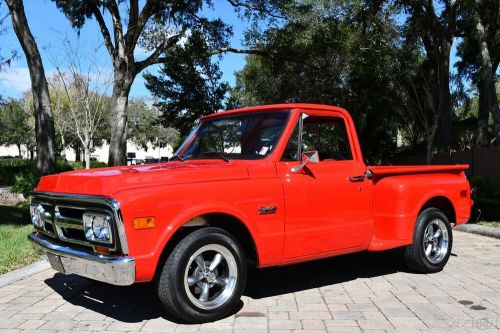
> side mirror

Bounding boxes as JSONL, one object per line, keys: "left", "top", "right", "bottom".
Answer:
{"left": 291, "top": 150, "right": 319, "bottom": 173}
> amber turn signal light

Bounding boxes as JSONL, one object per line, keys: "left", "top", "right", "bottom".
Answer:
{"left": 134, "top": 217, "right": 156, "bottom": 229}
{"left": 93, "top": 245, "right": 110, "bottom": 255}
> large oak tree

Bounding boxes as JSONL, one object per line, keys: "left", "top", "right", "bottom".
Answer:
{"left": 5, "top": 0, "right": 56, "bottom": 174}
{"left": 457, "top": 0, "right": 500, "bottom": 147}
{"left": 400, "top": 0, "right": 459, "bottom": 153}
{"left": 52, "top": 0, "right": 261, "bottom": 166}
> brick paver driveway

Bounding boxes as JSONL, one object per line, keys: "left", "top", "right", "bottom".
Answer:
{"left": 1, "top": 230, "right": 499, "bottom": 333}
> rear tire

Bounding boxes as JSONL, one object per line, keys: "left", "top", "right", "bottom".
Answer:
{"left": 404, "top": 208, "right": 453, "bottom": 273}
{"left": 156, "top": 227, "right": 247, "bottom": 323}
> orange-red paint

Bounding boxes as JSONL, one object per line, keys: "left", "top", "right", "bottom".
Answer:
{"left": 35, "top": 104, "right": 472, "bottom": 282}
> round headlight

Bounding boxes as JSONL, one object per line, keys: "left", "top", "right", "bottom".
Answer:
{"left": 83, "top": 212, "right": 112, "bottom": 244}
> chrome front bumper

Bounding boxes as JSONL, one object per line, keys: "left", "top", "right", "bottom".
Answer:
{"left": 29, "top": 232, "right": 135, "bottom": 286}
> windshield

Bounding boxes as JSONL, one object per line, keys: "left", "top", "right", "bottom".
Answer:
{"left": 179, "top": 111, "right": 290, "bottom": 160}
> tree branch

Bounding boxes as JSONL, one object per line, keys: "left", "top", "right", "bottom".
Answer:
{"left": 102, "top": 0, "right": 124, "bottom": 48}
{"left": 135, "top": 34, "right": 181, "bottom": 72}
{"left": 226, "top": 0, "right": 286, "bottom": 20}
{"left": 208, "top": 47, "right": 267, "bottom": 56}
{"left": 88, "top": 1, "right": 115, "bottom": 57}
{"left": 126, "top": 0, "right": 139, "bottom": 46}
{"left": 125, "top": 0, "right": 163, "bottom": 50}
{"left": 152, "top": 47, "right": 267, "bottom": 66}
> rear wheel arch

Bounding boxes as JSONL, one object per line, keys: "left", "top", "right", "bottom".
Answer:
{"left": 419, "top": 196, "right": 456, "bottom": 225}
{"left": 154, "top": 212, "right": 259, "bottom": 280}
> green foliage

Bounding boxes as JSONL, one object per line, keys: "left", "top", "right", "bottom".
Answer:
{"left": 0, "top": 158, "right": 34, "bottom": 168}
{"left": 127, "top": 98, "right": 180, "bottom": 149}
{"left": 56, "top": 159, "right": 77, "bottom": 172}
{"left": 478, "top": 221, "right": 500, "bottom": 229}
{"left": 0, "top": 159, "right": 36, "bottom": 186}
{"left": 0, "top": 201, "right": 39, "bottom": 274}
{"left": 50, "top": 0, "right": 95, "bottom": 30}
{"left": 87, "top": 161, "right": 108, "bottom": 169}
{"left": 0, "top": 100, "right": 35, "bottom": 155}
{"left": 230, "top": 2, "right": 410, "bottom": 162}
{"left": 12, "top": 172, "right": 39, "bottom": 198}
{"left": 144, "top": 31, "right": 229, "bottom": 137}
{"left": 0, "top": 223, "right": 37, "bottom": 274}
{"left": 470, "top": 177, "right": 500, "bottom": 221}
{"left": 456, "top": 0, "right": 499, "bottom": 83}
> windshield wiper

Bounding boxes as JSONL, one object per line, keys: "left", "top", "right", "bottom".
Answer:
{"left": 169, "top": 154, "right": 184, "bottom": 162}
{"left": 186, "top": 151, "right": 230, "bottom": 162}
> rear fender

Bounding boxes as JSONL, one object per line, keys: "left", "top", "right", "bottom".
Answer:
{"left": 369, "top": 173, "right": 462, "bottom": 251}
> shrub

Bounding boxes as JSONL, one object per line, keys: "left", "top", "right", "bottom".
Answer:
{"left": 89, "top": 161, "right": 108, "bottom": 169}
{"left": 0, "top": 159, "right": 36, "bottom": 186}
{"left": 57, "top": 160, "right": 77, "bottom": 172}
{"left": 12, "top": 172, "right": 40, "bottom": 198}
{"left": 470, "top": 177, "right": 500, "bottom": 222}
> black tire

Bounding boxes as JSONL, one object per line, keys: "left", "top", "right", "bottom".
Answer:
{"left": 404, "top": 208, "right": 453, "bottom": 273}
{"left": 156, "top": 227, "right": 247, "bottom": 323}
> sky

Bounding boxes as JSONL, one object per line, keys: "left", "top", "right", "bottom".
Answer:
{"left": 0, "top": 0, "right": 249, "bottom": 99}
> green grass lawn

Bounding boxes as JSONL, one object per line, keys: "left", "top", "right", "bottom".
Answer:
{"left": 478, "top": 221, "right": 500, "bottom": 229}
{"left": 0, "top": 203, "right": 39, "bottom": 274}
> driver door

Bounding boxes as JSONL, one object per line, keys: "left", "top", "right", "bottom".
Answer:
{"left": 276, "top": 111, "right": 373, "bottom": 260}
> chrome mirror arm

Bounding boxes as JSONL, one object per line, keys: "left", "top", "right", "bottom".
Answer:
{"left": 291, "top": 159, "right": 309, "bottom": 173}
{"left": 290, "top": 150, "right": 319, "bottom": 173}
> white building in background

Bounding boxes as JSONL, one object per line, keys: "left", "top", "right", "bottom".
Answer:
{"left": 0, "top": 141, "right": 175, "bottom": 164}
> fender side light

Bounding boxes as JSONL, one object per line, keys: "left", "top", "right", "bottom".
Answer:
{"left": 133, "top": 217, "right": 156, "bottom": 230}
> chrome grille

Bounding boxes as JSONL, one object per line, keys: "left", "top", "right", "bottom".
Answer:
{"left": 38, "top": 202, "right": 55, "bottom": 235}
{"left": 30, "top": 193, "right": 125, "bottom": 252}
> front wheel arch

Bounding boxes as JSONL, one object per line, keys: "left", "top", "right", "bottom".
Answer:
{"left": 154, "top": 213, "right": 258, "bottom": 281}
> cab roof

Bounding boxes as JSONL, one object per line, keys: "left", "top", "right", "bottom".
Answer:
{"left": 201, "top": 103, "right": 350, "bottom": 120}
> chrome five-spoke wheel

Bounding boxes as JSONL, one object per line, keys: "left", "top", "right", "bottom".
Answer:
{"left": 184, "top": 244, "right": 238, "bottom": 310}
{"left": 422, "top": 219, "right": 449, "bottom": 264}
{"left": 404, "top": 207, "right": 453, "bottom": 273}
{"left": 156, "top": 227, "right": 247, "bottom": 323}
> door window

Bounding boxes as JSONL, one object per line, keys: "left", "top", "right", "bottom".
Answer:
{"left": 281, "top": 115, "right": 352, "bottom": 161}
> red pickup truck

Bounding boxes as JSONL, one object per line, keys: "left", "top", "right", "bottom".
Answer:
{"left": 29, "top": 104, "right": 472, "bottom": 323}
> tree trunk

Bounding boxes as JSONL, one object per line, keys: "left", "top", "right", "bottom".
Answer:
{"left": 472, "top": 6, "right": 500, "bottom": 145}
{"left": 426, "top": 119, "right": 439, "bottom": 165}
{"left": 437, "top": 42, "right": 453, "bottom": 153}
{"left": 5, "top": 0, "right": 56, "bottom": 175}
{"left": 17, "top": 144, "right": 22, "bottom": 158}
{"left": 476, "top": 82, "right": 490, "bottom": 147}
{"left": 75, "top": 144, "right": 81, "bottom": 162}
{"left": 84, "top": 146, "right": 90, "bottom": 169}
{"left": 108, "top": 72, "right": 133, "bottom": 166}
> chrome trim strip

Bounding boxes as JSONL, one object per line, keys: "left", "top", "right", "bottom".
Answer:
{"left": 30, "top": 192, "right": 130, "bottom": 255}
{"left": 54, "top": 210, "right": 84, "bottom": 230}
{"left": 29, "top": 232, "right": 135, "bottom": 286}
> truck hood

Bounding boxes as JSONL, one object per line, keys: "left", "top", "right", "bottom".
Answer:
{"left": 35, "top": 161, "right": 251, "bottom": 197}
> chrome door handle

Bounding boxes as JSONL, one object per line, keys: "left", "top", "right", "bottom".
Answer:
{"left": 348, "top": 175, "right": 365, "bottom": 182}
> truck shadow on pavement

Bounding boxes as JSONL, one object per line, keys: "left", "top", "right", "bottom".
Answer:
{"left": 43, "top": 249, "right": 405, "bottom": 324}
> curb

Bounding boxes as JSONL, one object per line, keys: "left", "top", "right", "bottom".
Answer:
{"left": 0, "top": 259, "right": 50, "bottom": 288}
{"left": 454, "top": 224, "right": 500, "bottom": 240}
